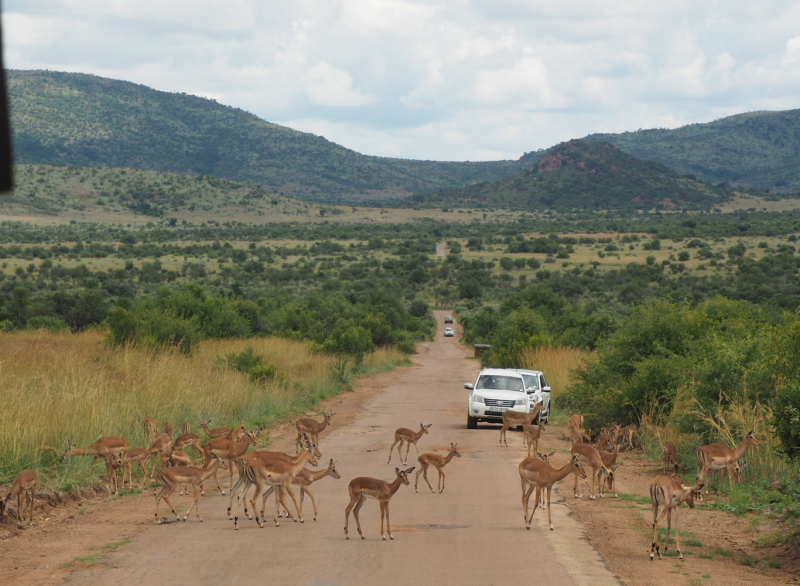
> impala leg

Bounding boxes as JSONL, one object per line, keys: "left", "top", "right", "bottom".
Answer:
{"left": 420, "top": 465, "right": 434, "bottom": 493}
{"left": 28, "top": 485, "right": 36, "bottom": 526}
{"left": 414, "top": 467, "right": 423, "bottom": 492}
{"left": 353, "top": 495, "right": 366, "bottom": 539}
{"left": 387, "top": 439, "right": 399, "bottom": 464}
{"left": 438, "top": 468, "right": 446, "bottom": 493}
{"left": 664, "top": 504, "right": 673, "bottom": 556}
{"left": 673, "top": 508, "right": 682, "bottom": 560}
{"left": 344, "top": 491, "right": 359, "bottom": 539}
{"left": 385, "top": 501, "right": 393, "bottom": 540}
{"left": 404, "top": 442, "right": 412, "bottom": 466}
{"left": 573, "top": 470, "right": 581, "bottom": 498}
{"left": 228, "top": 473, "right": 247, "bottom": 518}
{"left": 212, "top": 466, "right": 225, "bottom": 495}
{"left": 183, "top": 484, "right": 200, "bottom": 521}
{"left": 161, "top": 487, "right": 180, "bottom": 523}
{"left": 233, "top": 477, "right": 252, "bottom": 529}
{"left": 523, "top": 484, "right": 534, "bottom": 527}
{"left": 305, "top": 487, "right": 319, "bottom": 521}
{"left": 379, "top": 500, "right": 386, "bottom": 540}
{"left": 546, "top": 487, "right": 554, "bottom": 530}
{"left": 251, "top": 482, "right": 266, "bottom": 528}
{"left": 282, "top": 485, "right": 301, "bottom": 522}
{"left": 651, "top": 504, "right": 669, "bottom": 560}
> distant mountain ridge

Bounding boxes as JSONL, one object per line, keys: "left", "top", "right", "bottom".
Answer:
{"left": 404, "top": 140, "right": 732, "bottom": 211}
{"left": 8, "top": 70, "right": 524, "bottom": 203}
{"left": 583, "top": 109, "right": 800, "bottom": 193}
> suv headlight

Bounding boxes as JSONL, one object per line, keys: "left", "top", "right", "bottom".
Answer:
{"left": 514, "top": 398, "right": 525, "bottom": 406}
{"left": 472, "top": 395, "right": 484, "bottom": 404}
{"left": 529, "top": 395, "right": 540, "bottom": 403}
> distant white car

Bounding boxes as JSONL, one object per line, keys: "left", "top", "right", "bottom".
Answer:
{"left": 443, "top": 327, "right": 455, "bottom": 337}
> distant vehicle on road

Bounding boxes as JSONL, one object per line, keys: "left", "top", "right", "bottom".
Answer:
{"left": 444, "top": 316, "right": 454, "bottom": 324}
{"left": 443, "top": 327, "right": 455, "bottom": 337}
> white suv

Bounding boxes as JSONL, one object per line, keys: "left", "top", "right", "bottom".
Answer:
{"left": 515, "top": 369, "right": 551, "bottom": 423}
{"left": 465, "top": 368, "right": 546, "bottom": 429}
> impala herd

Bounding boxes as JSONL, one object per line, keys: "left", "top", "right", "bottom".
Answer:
{"left": 0, "top": 395, "right": 762, "bottom": 565}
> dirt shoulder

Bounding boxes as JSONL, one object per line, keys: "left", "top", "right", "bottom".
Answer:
{"left": 540, "top": 423, "right": 799, "bottom": 586}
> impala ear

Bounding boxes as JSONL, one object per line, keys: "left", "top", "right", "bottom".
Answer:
{"left": 395, "top": 467, "right": 400, "bottom": 475}
{"left": 405, "top": 467, "right": 415, "bottom": 474}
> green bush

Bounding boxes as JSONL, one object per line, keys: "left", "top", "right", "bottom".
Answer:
{"left": 26, "top": 315, "right": 69, "bottom": 332}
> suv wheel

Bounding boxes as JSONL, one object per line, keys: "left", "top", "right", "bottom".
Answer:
{"left": 467, "top": 414, "right": 478, "bottom": 429}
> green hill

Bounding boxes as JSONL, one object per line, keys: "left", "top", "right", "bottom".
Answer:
{"left": 405, "top": 140, "right": 732, "bottom": 211}
{"left": 8, "top": 70, "right": 523, "bottom": 203}
{"left": 4, "top": 163, "right": 324, "bottom": 221}
{"left": 583, "top": 110, "right": 800, "bottom": 193}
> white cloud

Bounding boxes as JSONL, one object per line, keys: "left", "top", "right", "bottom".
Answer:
{"left": 304, "top": 61, "right": 377, "bottom": 107}
{"left": 4, "top": 0, "right": 800, "bottom": 160}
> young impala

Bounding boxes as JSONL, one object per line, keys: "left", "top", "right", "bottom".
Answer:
{"left": 415, "top": 443, "right": 461, "bottom": 493}
{"left": 1, "top": 470, "right": 38, "bottom": 528}
{"left": 344, "top": 467, "right": 415, "bottom": 540}
{"left": 387, "top": 423, "right": 432, "bottom": 465}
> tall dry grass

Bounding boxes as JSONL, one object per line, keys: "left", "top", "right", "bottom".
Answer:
{"left": 0, "top": 330, "right": 406, "bottom": 487}
{"left": 639, "top": 383, "right": 791, "bottom": 484}
{"left": 519, "top": 346, "right": 589, "bottom": 400}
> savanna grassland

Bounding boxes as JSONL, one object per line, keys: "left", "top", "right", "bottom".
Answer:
{"left": 1, "top": 160, "right": 800, "bottom": 547}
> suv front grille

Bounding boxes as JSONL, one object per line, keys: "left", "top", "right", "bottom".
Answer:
{"left": 484, "top": 398, "right": 515, "bottom": 408}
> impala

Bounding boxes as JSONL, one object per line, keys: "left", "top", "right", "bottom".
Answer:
{"left": 663, "top": 441, "right": 681, "bottom": 474}
{"left": 142, "top": 416, "right": 157, "bottom": 445}
{"left": 1, "top": 470, "right": 38, "bottom": 528}
{"left": 201, "top": 431, "right": 258, "bottom": 494}
{"left": 649, "top": 475, "right": 703, "bottom": 560}
{"left": 261, "top": 459, "right": 341, "bottom": 521}
{"left": 104, "top": 449, "right": 126, "bottom": 494}
{"left": 415, "top": 443, "right": 461, "bottom": 493}
{"left": 172, "top": 432, "right": 203, "bottom": 459}
{"left": 571, "top": 443, "right": 611, "bottom": 500}
{"left": 163, "top": 421, "right": 174, "bottom": 439}
{"left": 227, "top": 437, "right": 318, "bottom": 521}
{"left": 568, "top": 414, "right": 584, "bottom": 430}
{"left": 617, "top": 424, "right": 639, "bottom": 450}
{"left": 200, "top": 420, "right": 247, "bottom": 441}
{"left": 569, "top": 426, "right": 591, "bottom": 447}
{"left": 387, "top": 423, "right": 432, "bottom": 465}
{"left": 155, "top": 455, "right": 222, "bottom": 524}
{"left": 180, "top": 421, "right": 192, "bottom": 436}
{"left": 295, "top": 409, "right": 334, "bottom": 456}
{"left": 499, "top": 402, "right": 543, "bottom": 447}
{"left": 232, "top": 438, "right": 317, "bottom": 529}
{"left": 344, "top": 467, "right": 415, "bottom": 540}
{"left": 64, "top": 436, "right": 130, "bottom": 485}
{"left": 147, "top": 433, "right": 173, "bottom": 480}
{"left": 122, "top": 448, "right": 152, "bottom": 488}
{"left": 519, "top": 454, "right": 586, "bottom": 530}
{"left": 596, "top": 449, "right": 619, "bottom": 498}
{"left": 695, "top": 431, "right": 761, "bottom": 497}
{"left": 522, "top": 421, "right": 545, "bottom": 457}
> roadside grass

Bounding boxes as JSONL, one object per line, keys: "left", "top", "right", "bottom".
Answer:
{"left": 618, "top": 492, "right": 651, "bottom": 505}
{"left": 0, "top": 330, "right": 407, "bottom": 489}
{"left": 63, "top": 538, "right": 133, "bottom": 568}
{"left": 520, "top": 346, "right": 588, "bottom": 401}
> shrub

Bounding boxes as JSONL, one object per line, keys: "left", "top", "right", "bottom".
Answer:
{"left": 26, "top": 316, "right": 69, "bottom": 332}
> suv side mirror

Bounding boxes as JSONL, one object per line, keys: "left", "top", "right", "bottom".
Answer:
{"left": 542, "top": 386, "right": 551, "bottom": 393}
{"left": 464, "top": 383, "right": 474, "bottom": 390}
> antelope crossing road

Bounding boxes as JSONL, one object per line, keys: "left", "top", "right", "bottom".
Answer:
{"left": 67, "top": 312, "right": 620, "bottom": 586}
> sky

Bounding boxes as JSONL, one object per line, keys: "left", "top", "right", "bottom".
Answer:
{"left": 5, "top": 1, "right": 800, "bottom": 162}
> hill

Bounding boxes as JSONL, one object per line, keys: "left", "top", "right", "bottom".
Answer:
{"left": 8, "top": 70, "right": 523, "bottom": 203}
{"left": 583, "top": 109, "right": 800, "bottom": 193}
{"left": 404, "top": 140, "right": 732, "bottom": 211}
{"left": 4, "top": 163, "right": 324, "bottom": 221}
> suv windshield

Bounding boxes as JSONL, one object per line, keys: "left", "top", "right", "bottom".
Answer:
{"left": 520, "top": 375, "right": 540, "bottom": 391}
{"left": 476, "top": 375, "right": 524, "bottom": 392}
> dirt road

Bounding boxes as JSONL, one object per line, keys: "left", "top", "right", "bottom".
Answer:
{"left": 52, "top": 312, "right": 619, "bottom": 586}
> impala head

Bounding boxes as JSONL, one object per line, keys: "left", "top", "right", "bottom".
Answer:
{"left": 62, "top": 440, "right": 75, "bottom": 461}
{"left": 602, "top": 465, "right": 619, "bottom": 489}
{"left": 537, "top": 450, "right": 556, "bottom": 463}
{"left": 683, "top": 483, "right": 704, "bottom": 508}
{"left": 731, "top": 461, "right": 745, "bottom": 483}
{"left": 201, "top": 419, "right": 212, "bottom": 428}
{"left": 570, "top": 454, "right": 588, "bottom": 478}
{"left": 745, "top": 431, "right": 762, "bottom": 447}
{"left": 421, "top": 423, "right": 432, "bottom": 434}
{"left": 328, "top": 459, "right": 341, "bottom": 479}
{"left": 323, "top": 409, "right": 335, "bottom": 423}
{"left": 396, "top": 467, "right": 415, "bottom": 484}
{"left": 301, "top": 433, "right": 319, "bottom": 466}
{"left": 450, "top": 443, "right": 461, "bottom": 458}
